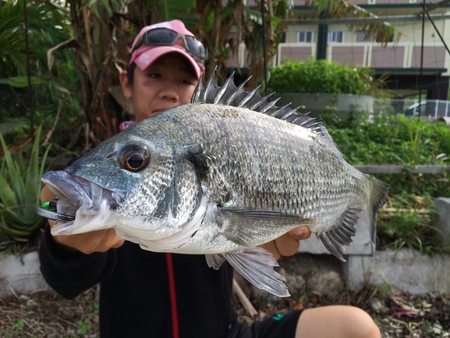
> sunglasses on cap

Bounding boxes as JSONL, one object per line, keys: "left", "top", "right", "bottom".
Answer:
{"left": 132, "top": 27, "right": 208, "bottom": 61}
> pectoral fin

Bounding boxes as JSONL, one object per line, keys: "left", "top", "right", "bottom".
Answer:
{"left": 217, "top": 207, "right": 312, "bottom": 246}
{"left": 217, "top": 207, "right": 306, "bottom": 221}
{"left": 206, "top": 248, "right": 290, "bottom": 297}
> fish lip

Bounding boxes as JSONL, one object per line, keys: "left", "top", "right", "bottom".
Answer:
{"left": 41, "top": 171, "right": 116, "bottom": 234}
{"left": 42, "top": 171, "right": 93, "bottom": 209}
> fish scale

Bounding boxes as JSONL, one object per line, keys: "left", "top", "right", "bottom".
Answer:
{"left": 38, "top": 71, "right": 389, "bottom": 297}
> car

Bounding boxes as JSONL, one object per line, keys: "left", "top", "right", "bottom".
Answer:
{"left": 402, "top": 100, "right": 450, "bottom": 120}
{"left": 403, "top": 101, "right": 426, "bottom": 117}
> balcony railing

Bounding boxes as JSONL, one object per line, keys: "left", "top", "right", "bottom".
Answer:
{"left": 375, "top": 98, "right": 450, "bottom": 119}
{"left": 275, "top": 42, "right": 449, "bottom": 74}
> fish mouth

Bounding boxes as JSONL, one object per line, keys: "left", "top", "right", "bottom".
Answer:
{"left": 37, "top": 207, "right": 76, "bottom": 222}
{"left": 40, "top": 171, "right": 120, "bottom": 235}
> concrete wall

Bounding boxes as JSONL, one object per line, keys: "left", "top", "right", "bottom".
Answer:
{"left": 344, "top": 249, "right": 450, "bottom": 294}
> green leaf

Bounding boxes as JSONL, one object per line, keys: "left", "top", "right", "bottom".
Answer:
{"left": 8, "top": 76, "right": 46, "bottom": 88}
{"left": 0, "top": 174, "right": 17, "bottom": 208}
{"left": 101, "top": 0, "right": 114, "bottom": 17}
{"left": 155, "top": 0, "right": 198, "bottom": 25}
{"left": 0, "top": 134, "right": 24, "bottom": 203}
{"left": 0, "top": 127, "right": 50, "bottom": 240}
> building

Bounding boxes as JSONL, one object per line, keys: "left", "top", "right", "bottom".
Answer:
{"left": 231, "top": 0, "right": 450, "bottom": 101}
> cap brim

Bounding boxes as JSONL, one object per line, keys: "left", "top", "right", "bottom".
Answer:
{"left": 133, "top": 45, "right": 203, "bottom": 79}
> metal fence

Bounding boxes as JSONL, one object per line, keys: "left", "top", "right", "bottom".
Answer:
{"left": 374, "top": 99, "right": 450, "bottom": 120}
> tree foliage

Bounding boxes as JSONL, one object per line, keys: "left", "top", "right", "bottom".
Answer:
{"left": 0, "top": 0, "right": 68, "bottom": 79}
{"left": 1, "top": 0, "right": 402, "bottom": 153}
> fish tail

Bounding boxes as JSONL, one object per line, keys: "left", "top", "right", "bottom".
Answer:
{"left": 366, "top": 177, "right": 390, "bottom": 248}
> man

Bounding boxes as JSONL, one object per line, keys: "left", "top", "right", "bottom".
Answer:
{"left": 40, "top": 20, "right": 381, "bottom": 338}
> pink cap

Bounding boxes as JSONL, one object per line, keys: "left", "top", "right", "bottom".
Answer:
{"left": 128, "top": 20, "right": 205, "bottom": 79}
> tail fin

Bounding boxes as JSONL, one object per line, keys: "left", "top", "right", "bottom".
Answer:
{"left": 366, "top": 177, "right": 390, "bottom": 246}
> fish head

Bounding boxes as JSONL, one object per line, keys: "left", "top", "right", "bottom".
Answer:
{"left": 42, "top": 122, "right": 204, "bottom": 242}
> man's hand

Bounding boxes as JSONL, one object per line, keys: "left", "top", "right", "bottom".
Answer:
{"left": 40, "top": 185, "right": 125, "bottom": 255}
{"left": 52, "top": 229, "right": 125, "bottom": 255}
{"left": 260, "top": 226, "right": 311, "bottom": 259}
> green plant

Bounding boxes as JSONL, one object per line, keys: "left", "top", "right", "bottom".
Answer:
{"left": 13, "top": 319, "right": 26, "bottom": 331}
{"left": 377, "top": 284, "right": 393, "bottom": 299}
{"left": 376, "top": 194, "right": 449, "bottom": 255}
{"left": 77, "top": 318, "right": 92, "bottom": 335}
{"left": 268, "top": 57, "right": 382, "bottom": 95}
{"left": 0, "top": 127, "right": 50, "bottom": 245}
{"left": 325, "top": 114, "right": 450, "bottom": 164}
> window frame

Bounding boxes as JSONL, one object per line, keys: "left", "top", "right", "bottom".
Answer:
{"left": 297, "top": 30, "right": 314, "bottom": 43}
{"left": 328, "top": 30, "right": 345, "bottom": 44}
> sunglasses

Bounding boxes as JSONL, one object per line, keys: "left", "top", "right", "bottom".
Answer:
{"left": 132, "top": 28, "right": 208, "bottom": 61}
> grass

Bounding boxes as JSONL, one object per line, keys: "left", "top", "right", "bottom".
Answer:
{"left": 376, "top": 194, "right": 450, "bottom": 256}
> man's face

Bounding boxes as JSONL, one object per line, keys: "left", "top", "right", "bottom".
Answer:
{"left": 121, "top": 53, "right": 199, "bottom": 122}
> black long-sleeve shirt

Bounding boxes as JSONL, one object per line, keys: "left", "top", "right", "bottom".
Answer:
{"left": 39, "top": 225, "right": 236, "bottom": 337}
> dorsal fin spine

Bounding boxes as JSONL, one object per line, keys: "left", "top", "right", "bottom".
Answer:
{"left": 238, "top": 87, "right": 260, "bottom": 108}
{"left": 226, "top": 77, "right": 252, "bottom": 105}
{"left": 249, "top": 93, "right": 274, "bottom": 111}
{"left": 214, "top": 73, "right": 235, "bottom": 104}
{"left": 269, "top": 104, "right": 294, "bottom": 117}
{"left": 260, "top": 97, "right": 281, "bottom": 113}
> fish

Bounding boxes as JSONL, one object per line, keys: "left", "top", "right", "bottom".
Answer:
{"left": 38, "top": 71, "right": 389, "bottom": 297}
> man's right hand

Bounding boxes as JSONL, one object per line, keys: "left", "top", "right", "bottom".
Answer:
{"left": 40, "top": 185, "right": 125, "bottom": 255}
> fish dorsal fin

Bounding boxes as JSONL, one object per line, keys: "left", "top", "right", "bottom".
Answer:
{"left": 192, "top": 68, "right": 338, "bottom": 150}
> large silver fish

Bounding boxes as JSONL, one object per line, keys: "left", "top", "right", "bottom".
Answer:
{"left": 39, "top": 72, "right": 389, "bottom": 297}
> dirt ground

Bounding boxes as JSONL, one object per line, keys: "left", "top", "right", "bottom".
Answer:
{"left": 1, "top": 283, "right": 449, "bottom": 337}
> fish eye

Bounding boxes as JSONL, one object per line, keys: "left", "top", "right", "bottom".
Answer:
{"left": 119, "top": 144, "right": 150, "bottom": 172}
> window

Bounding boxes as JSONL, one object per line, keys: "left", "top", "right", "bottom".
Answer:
{"left": 356, "top": 31, "right": 371, "bottom": 43}
{"left": 297, "top": 30, "right": 314, "bottom": 43}
{"left": 328, "top": 30, "right": 345, "bottom": 43}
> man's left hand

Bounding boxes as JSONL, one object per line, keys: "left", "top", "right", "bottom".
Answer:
{"left": 260, "top": 226, "right": 311, "bottom": 259}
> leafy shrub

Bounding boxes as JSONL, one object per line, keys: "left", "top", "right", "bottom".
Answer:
{"left": 0, "top": 127, "right": 50, "bottom": 247}
{"left": 325, "top": 113, "right": 450, "bottom": 166}
{"left": 268, "top": 57, "right": 378, "bottom": 95}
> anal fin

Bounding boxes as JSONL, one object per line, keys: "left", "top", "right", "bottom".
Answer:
{"left": 318, "top": 207, "right": 360, "bottom": 262}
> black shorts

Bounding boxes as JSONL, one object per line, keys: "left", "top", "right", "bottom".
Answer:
{"left": 227, "top": 310, "right": 303, "bottom": 338}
